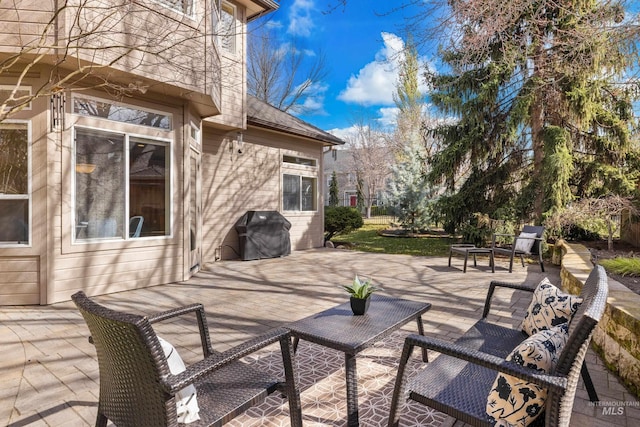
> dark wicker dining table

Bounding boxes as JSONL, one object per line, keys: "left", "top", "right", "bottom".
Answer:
{"left": 285, "top": 294, "right": 431, "bottom": 426}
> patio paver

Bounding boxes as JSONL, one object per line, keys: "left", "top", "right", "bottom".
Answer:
{"left": 1, "top": 248, "right": 637, "bottom": 426}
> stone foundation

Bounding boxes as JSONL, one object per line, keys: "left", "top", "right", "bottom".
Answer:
{"left": 561, "top": 243, "right": 640, "bottom": 397}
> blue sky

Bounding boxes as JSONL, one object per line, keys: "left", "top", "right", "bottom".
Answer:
{"left": 252, "top": 0, "right": 431, "bottom": 138}
{"left": 255, "top": 1, "right": 639, "bottom": 140}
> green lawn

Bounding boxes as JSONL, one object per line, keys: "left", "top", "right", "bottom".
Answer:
{"left": 333, "top": 224, "right": 456, "bottom": 257}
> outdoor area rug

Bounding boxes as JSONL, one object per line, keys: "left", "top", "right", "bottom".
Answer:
{"left": 226, "top": 329, "right": 448, "bottom": 426}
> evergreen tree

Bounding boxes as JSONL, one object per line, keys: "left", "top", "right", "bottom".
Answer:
{"left": 328, "top": 171, "right": 339, "bottom": 207}
{"left": 385, "top": 35, "right": 435, "bottom": 232}
{"left": 356, "top": 175, "right": 365, "bottom": 214}
{"left": 425, "top": 0, "right": 639, "bottom": 228}
{"left": 386, "top": 141, "right": 431, "bottom": 233}
{"left": 391, "top": 36, "right": 428, "bottom": 160}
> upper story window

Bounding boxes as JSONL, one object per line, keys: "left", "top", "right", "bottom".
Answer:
{"left": 153, "top": 0, "right": 194, "bottom": 16}
{"left": 220, "top": 2, "right": 237, "bottom": 54}
{"left": 0, "top": 122, "right": 30, "bottom": 245}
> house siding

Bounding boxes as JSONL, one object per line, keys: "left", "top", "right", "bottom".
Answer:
{"left": 200, "top": 126, "right": 324, "bottom": 264}
{"left": 48, "top": 91, "right": 187, "bottom": 304}
{"left": 204, "top": 4, "right": 246, "bottom": 129}
{"left": 0, "top": 1, "right": 334, "bottom": 306}
{"left": 0, "top": 1, "right": 220, "bottom": 115}
{"left": 0, "top": 257, "right": 39, "bottom": 305}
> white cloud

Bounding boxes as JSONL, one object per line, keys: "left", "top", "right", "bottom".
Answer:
{"left": 377, "top": 107, "right": 399, "bottom": 128}
{"left": 337, "top": 33, "right": 404, "bottom": 106}
{"left": 288, "top": 0, "right": 316, "bottom": 37}
{"left": 296, "top": 81, "right": 329, "bottom": 115}
{"left": 338, "top": 33, "right": 434, "bottom": 107}
{"left": 264, "top": 20, "right": 283, "bottom": 31}
{"left": 327, "top": 125, "right": 361, "bottom": 143}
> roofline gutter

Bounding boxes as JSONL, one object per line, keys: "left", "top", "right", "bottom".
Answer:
{"left": 247, "top": 0, "right": 279, "bottom": 22}
{"left": 248, "top": 117, "right": 345, "bottom": 146}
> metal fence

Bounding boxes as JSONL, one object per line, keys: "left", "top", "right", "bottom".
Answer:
{"left": 363, "top": 215, "right": 397, "bottom": 226}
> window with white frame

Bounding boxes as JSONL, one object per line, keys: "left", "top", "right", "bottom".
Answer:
{"left": 153, "top": 0, "right": 193, "bottom": 16}
{"left": 72, "top": 95, "right": 172, "bottom": 242}
{"left": 0, "top": 122, "right": 30, "bottom": 245}
{"left": 282, "top": 154, "right": 318, "bottom": 212}
{"left": 283, "top": 174, "right": 317, "bottom": 211}
{"left": 73, "top": 96, "right": 172, "bottom": 130}
{"left": 219, "top": 2, "right": 236, "bottom": 53}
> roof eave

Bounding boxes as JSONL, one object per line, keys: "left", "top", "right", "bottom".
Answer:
{"left": 247, "top": 0, "right": 279, "bottom": 22}
{"left": 247, "top": 117, "right": 345, "bottom": 146}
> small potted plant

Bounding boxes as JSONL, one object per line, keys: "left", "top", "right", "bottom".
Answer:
{"left": 342, "top": 275, "right": 381, "bottom": 315}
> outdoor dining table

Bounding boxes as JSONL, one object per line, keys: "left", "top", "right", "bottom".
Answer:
{"left": 285, "top": 294, "right": 431, "bottom": 426}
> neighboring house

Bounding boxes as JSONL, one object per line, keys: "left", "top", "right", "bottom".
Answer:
{"left": 0, "top": 1, "right": 343, "bottom": 305}
{"left": 323, "top": 148, "right": 382, "bottom": 209}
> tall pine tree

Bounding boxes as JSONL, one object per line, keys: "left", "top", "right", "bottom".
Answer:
{"left": 425, "top": 0, "right": 639, "bottom": 228}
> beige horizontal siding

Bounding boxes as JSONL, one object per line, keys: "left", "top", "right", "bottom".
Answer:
{"left": 201, "top": 126, "right": 325, "bottom": 263}
{"left": 0, "top": 1, "right": 213, "bottom": 97}
{"left": 0, "top": 257, "right": 39, "bottom": 304}
{"left": 45, "top": 91, "right": 186, "bottom": 304}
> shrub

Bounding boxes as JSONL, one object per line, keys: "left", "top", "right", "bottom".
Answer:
{"left": 599, "top": 257, "right": 640, "bottom": 277}
{"left": 564, "top": 224, "right": 601, "bottom": 241}
{"left": 325, "top": 206, "right": 364, "bottom": 241}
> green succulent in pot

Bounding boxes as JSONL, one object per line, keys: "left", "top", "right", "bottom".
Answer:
{"left": 342, "top": 275, "right": 381, "bottom": 299}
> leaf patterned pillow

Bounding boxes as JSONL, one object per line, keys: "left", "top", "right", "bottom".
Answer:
{"left": 521, "top": 278, "right": 582, "bottom": 336}
{"left": 486, "top": 324, "right": 569, "bottom": 427}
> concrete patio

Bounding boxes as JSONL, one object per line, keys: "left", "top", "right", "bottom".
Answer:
{"left": 1, "top": 248, "right": 638, "bottom": 426}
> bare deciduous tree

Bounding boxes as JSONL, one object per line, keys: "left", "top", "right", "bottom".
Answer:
{"left": 544, "top": 195, "right": 639, "bottom": 251}
{"left": 345, "top": 117, "right": 393, "bottom": 218}
{"left": 247, "top": 27, "right": 329, "bottom": 114}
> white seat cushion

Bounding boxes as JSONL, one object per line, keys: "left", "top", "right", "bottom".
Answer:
{"left": 158, "top": 336, "right": 201, "bottom": 423}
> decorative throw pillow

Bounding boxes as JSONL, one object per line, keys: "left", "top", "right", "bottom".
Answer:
{"left": 158, "top": 336, "right": 201, "bottom": 423}
{"left": 521, "top": 278, "right": 582, "bottom": 336}
{"left": 486, "top": 324, "right": 569, "bottom": 427}
{"left": 514, "top": 232, "right": 538, "bottom": 253}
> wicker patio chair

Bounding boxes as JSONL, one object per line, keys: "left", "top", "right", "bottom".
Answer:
{"left": 491, "top": 225, "right": 545, "bottom": 272}
{"left": 388, "top": 265, "right": 608, "bottom": 427}
{"left": 72, "top": 291, "right": 302, "bottom": 427}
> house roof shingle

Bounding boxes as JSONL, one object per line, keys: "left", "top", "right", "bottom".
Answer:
{"left": 247, "top": 96, "right": 345, "bottom": 146}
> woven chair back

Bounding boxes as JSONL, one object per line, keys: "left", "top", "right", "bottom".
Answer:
{"left": 73, "top": 292, "right": 177, "bottom": 426}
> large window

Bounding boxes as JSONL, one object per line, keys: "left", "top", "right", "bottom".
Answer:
{"left": 0, "top": 123, "right": 29, "bottom": 245}
{"left": 74, "top": 127, "right": 170, "bottom": 241}
{"left": 283, "top": 174, "right": 317, "bottom": 212}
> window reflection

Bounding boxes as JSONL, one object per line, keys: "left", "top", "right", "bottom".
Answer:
{"left": 74, "top": 127, "right": 170, "bottom": 241}
{"left": 0, "top": 123, "right": 29, "bottom": 244}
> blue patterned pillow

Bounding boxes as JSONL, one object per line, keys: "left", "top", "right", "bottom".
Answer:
{"left": 521, "top": 278, "right": 582, "bottom": 336}
{"left": 486, "top": 324, "right": 569, "bottom": 426}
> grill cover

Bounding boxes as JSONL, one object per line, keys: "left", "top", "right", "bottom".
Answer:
{"left": 234, "top": 211, "right": 291, "bottom": 261}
